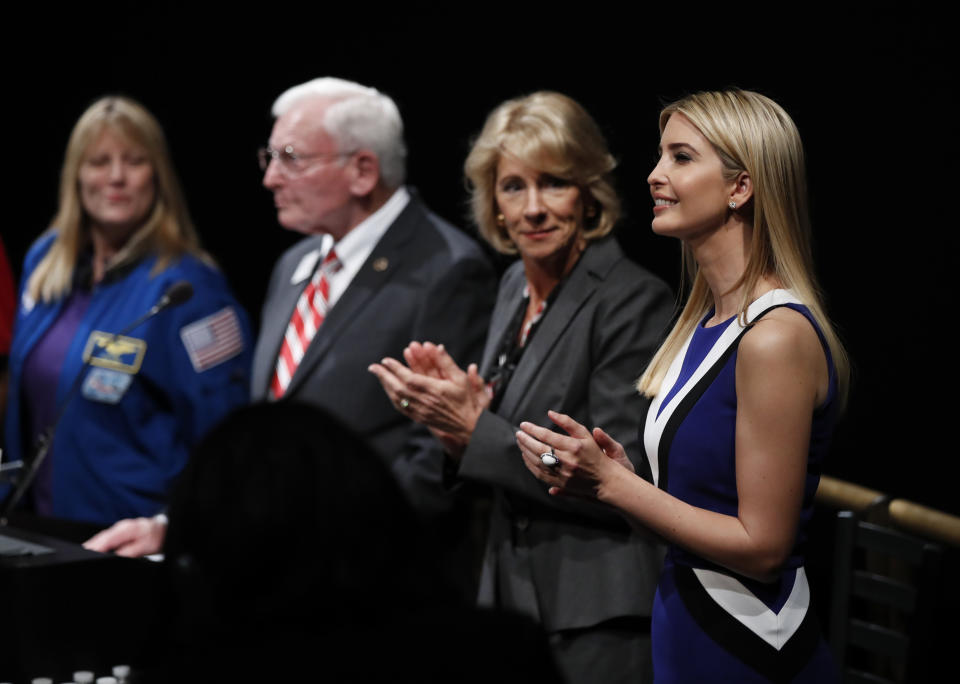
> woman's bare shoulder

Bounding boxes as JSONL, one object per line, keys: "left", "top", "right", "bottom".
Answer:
{"left": 738, "top": 306, "right": 828, "bottom": 402}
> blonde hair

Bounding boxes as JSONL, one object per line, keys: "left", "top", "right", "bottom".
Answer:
{"left": 464, "top": 91, "right": 620, "bottom": 254}
{"left": 637, "top": 89, "right": 849, "bottom": 407}
{"left": 28, "top": 96, "right": 205, "bottom": 303}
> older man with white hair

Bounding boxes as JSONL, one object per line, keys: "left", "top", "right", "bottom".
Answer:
{"left": 86, "top": 79, "right": 495, "bottom": 587}
{"left": 252, "top": 78, "right": 495, "bottom": 509}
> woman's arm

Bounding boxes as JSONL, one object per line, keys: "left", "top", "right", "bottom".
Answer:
{"left": 518, "top": 308, "right": 827, "bottom": 582}
{"left": 368, "top": 276, "right": 668, "bottom": 522}
{"left": 165, "top": 263, "right": 254, "bottom": 447}
{"left": 457, "top": 262, "right": 671, "bottom": 519}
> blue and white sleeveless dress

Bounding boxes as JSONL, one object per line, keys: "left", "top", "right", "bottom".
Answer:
{"left": 642, "top": 289, "right": 839, "bottom": 683}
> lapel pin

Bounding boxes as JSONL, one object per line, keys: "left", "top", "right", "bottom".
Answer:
{"left": 372, "top": 257, "right": 389, "bottom": 272}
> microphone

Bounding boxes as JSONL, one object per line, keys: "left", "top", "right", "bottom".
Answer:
{"left": 0, "top": 280, "right": 195, "bottom": 522}
{"left": 153, "top": 280, "right": 194, "bottom": 313}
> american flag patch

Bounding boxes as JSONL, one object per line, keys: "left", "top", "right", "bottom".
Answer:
{"left": 179, "top": 306, "right": 244, "bottom": 372}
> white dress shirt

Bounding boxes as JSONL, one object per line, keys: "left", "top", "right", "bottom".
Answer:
{"left": 288, "top": 186, "right": 411, "bottom": 310}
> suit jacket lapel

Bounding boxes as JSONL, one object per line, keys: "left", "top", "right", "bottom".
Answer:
{"left": 282, "top": 199, "right": 421, "bottom": 396}
{"left": 253, "top": 237, "right": 324, "bottom": 398}
{"left": 479, "top": 264, "right": 524, "bottom": 376}
{"left": 493, "top": 240, "right": 616, "bottom": 419}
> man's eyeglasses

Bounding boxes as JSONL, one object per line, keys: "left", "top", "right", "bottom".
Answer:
{"left": 257, "top": 145, "right": 351, "bottom": 174}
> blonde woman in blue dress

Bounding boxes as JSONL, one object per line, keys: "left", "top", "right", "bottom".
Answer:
{"left": 518, "top": 89, "right": 849, "bottom": 683}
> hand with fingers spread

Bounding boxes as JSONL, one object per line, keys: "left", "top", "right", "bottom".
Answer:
{"left": 369, "top": 342, "right": 490, "bottom": 458}
{"left": 517, "top": 410, "right": 635, "bottom": 500}
{"left": 402, "top": 341, "right": 452, "bottom": 380}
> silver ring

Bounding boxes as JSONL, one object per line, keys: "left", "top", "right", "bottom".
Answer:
{"left": 399, "top": 398, "right": 410, "bottom": 409}
{"left": 539, "top": 450, "right": 559, "bottom": 468}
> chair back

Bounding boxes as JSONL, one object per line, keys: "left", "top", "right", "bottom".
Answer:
{"left": 829, "top": 510, "right": 942, "bottom": 684}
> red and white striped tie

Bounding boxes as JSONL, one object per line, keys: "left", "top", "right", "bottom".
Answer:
{"left": 270, "top": 249, "right": 341, "bottom": 399}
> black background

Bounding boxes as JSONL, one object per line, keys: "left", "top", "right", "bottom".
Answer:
{"left": 4, "top": 6, "right": 955, "bottom": 515}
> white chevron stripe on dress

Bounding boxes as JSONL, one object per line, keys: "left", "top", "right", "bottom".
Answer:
{"left": 693, "top": 566, "right": 810, "bottom": 650}
{"left": 643, "top": 289, "right": 803, "bottom": 487}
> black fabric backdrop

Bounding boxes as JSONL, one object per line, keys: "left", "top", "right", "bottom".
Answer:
{"left": 4, "top": 6, "right": 954, "bottom": 515}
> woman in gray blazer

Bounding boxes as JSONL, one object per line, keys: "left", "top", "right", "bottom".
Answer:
{"left": 369, "top": 92, "right": 673, "bottom": 683}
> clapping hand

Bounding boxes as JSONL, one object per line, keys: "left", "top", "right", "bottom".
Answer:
{"left": 516, "top": 410, "right": 634, "bottom": 499}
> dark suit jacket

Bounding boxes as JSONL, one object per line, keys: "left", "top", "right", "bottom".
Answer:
{"left": 457, "top": 236, "right": 673, "bottom": 633}
{"left": 251, "top": 194, "right": 496, "bottom": 518}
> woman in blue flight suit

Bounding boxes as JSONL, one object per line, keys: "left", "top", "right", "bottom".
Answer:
{"left": 3, "top": 96, "right": 252, "bottom": 527}
{"left": 1, "top": 236, "right": 15, "bottom": 434}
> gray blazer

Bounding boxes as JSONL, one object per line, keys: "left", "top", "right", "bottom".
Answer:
{"left": 251, "top": 194, "right": 496, "bottom": 517}
{"left": 457, "top": 236, "right": 673, "bottom": 633}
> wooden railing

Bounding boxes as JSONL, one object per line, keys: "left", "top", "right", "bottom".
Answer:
{"left": 816, "top": 475, "right": 960, "bottom": 547}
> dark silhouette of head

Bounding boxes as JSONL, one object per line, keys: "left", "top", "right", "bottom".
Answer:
{"left": 160, "top": 402, "right": 436, "bottom": 666}
{"left": 144, "top": 401, "right": 559, "bottom": 683}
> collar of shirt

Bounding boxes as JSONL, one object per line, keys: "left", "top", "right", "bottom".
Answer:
{"left": 318, "top": 186, "right": 411, "bottom": 309}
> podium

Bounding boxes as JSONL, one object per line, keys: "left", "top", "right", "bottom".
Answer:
{"left": 0, "top": 514, "right": 162, "bottom": 681}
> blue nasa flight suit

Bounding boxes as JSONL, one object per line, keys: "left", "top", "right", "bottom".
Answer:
{"left": 3, "top": 233, "right": 253, "bottom": 526}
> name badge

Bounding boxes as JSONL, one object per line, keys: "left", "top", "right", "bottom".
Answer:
{"left": 83, "top": 332, "right": 148, "bottom": 373}
{"left": 290, "top": 249, "right": 321, "bottom": 285}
